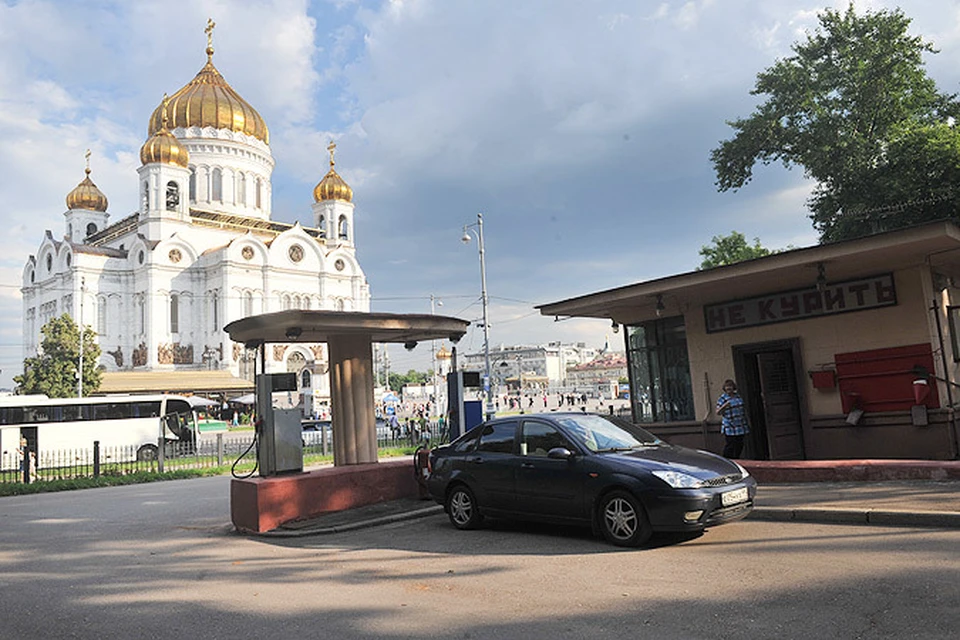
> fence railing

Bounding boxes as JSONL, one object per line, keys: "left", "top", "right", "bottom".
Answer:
{"left": 0, "top": 426, "right": 448, "bottom": 485}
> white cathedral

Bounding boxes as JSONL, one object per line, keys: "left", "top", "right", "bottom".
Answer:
{"left": 21, "top": 23, "right": 370, "bottom": 403}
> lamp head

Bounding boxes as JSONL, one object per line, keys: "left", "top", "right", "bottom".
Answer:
{"left": 461, "top": 229, "right": 471, "bottom": 244}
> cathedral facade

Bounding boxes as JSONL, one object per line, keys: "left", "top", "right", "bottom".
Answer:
{"left": 21, "top": 24, "right": 370, "bottom": 402}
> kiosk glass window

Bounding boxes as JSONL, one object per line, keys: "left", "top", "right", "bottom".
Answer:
{"left": 626, "top": 316, "right": 694, "bottom": 423}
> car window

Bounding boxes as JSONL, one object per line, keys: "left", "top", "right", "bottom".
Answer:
{"left": 477, "top": 421, "right": 518, "bottom": 454}
{"left": 451, "top": 427, "right": 481, "bottom": 453}
{"left": 520, "top": 421, "right": 571, "bottom": 457}
{"left": 556, "top": 414, "right": 660, "bottom": 452}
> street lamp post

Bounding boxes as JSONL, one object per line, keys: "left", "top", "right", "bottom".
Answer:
{"left": 462, "top": 213, "right": 495, "bottom": 420}
{"left": 78, "top": 277, "right": 85, "bottom": 399}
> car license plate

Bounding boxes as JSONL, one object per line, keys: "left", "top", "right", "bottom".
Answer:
{"left": 721, "top": 487, "right": 748, "bottom": 507}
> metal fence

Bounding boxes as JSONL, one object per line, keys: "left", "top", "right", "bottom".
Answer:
{"left": 0, "top": 425, "right": 448, "bottom": 485}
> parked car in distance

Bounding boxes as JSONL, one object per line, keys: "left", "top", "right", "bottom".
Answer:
{"left": 302, "top": 418, "right": 392, "bottom": 445}
{"left": 301, "top": 419, "right": 332, "bottom": 447}
{"left": 427, "top": 413, "right": 756, "bottom": 547}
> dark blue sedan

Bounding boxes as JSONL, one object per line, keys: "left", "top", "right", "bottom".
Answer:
{"left": 427, "top": 413, "right": 756, "bottom": 546}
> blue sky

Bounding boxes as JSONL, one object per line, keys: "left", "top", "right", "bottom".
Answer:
{"left": 2, "top": 0, "right": 959, "bottom": 388}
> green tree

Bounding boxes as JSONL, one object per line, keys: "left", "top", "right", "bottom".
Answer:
{"left": 388, "top": 369, "right": 433, "bottom": 393}
{"left": 711, "top": 4, "right": 960, "bottom": 242}
{"left": 15, "top": 314, "right": 102, "bottom": 397}
{"left": 699, "top": 231, "right": 772, "bottom": 269}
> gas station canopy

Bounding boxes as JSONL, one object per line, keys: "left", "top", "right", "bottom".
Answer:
{"left": 223, "top": 310, "right": 470, "bottom": 346}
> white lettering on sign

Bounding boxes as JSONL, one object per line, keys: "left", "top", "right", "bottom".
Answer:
{"left": 704, "top": 273, "right": 896, "bottom": 333}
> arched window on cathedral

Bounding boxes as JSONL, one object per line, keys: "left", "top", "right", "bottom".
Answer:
{"left": 237, "top": 173, "right": 246, "bottom": 206}
{"left": 301, "top": 369, "right": 311, "bottom": 388}
{"left": 142, "top": 180, "right": 150, "bottom": 211}
{"left": 166, "top": 181, "right": 180, "bottom": 211}
{"left": 243, "top": 291, "right": 253, "bottom": 317}
{"left": 68, "top": 223, "right": 73, "bottom": 238}
{"left": 255, "top": 177, "right": 262, "bottom": 209}
{"left": 86, "top": 222, "right": 97, "bottom": 237}
{"left": 170, "top": 294, "right": 179, "bottom": 334}
{"left": 189, "top": 168, "right": 197, "bottom": 202}
{"left": 138, "top": 296, "right": 145, "bottom": 335}
{"left": 336, "top": 298, "right": 345, "bottom": 311}
{"left": 282, "top": 294, "right": 290, "bottom": 310}
{"left": 318, "top": 215, "right": 325, "bottom": 235}
{"left": 338, "top": 216, "right": 349, "bottom": 240}
{"left": 212, "top": 168, "right": 223, "bottom": 202}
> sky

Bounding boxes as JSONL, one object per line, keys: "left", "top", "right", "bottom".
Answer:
{"left": 2, "top": 0, "right": 960, "bottom": 389}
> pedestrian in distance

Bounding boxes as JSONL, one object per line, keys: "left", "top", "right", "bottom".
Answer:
{"left": 716, "top": 378, "right": 749, "bottom": 459}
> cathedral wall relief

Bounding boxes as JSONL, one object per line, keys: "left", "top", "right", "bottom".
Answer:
{"left": 133, "top": 342, "right": 147, "bottom": 367}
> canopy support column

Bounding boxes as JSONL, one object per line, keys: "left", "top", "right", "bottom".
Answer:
{"left": 329, "top": 334, "right": 378, "bottom": 465}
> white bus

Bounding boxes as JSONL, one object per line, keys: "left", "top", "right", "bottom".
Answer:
{"left": 0, "top": 394, "right": 196, "bottom": 467}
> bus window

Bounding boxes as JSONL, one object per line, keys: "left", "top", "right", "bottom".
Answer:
{"left": 132, "top": 402, "right": 161, "bottom": 418}
{"left": 24, "top": 406, "right": 53, "bottom": 423}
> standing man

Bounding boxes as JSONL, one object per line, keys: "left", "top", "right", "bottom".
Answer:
{"left": 716, "top": 379, "right": 749, "bottom": 459}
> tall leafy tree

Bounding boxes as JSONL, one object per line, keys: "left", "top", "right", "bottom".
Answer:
{"left": 699, "top": 231, "right": 771, "bottom": 269}
{"left": 15, "top": 314, "right": 102, "bottom": 397}
{"left": 711, "top": 4, "right": 960, "bottom": 242}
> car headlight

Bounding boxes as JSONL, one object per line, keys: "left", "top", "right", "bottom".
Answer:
{"left": 651, "top": 469, "right": 704, "bottom": 489}
{"left": 734, "top": 461, "right": 750, "bottom": 479}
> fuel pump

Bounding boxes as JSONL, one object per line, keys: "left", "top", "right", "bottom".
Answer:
{"left": 255, "top": 372, "right": 303, "bottom": 476}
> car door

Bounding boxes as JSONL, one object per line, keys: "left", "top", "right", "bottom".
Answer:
{"left": 514, "top": 419, "right": 587, "bottom": 520}
{"left": 466, "top": 420, "right": 520, "bottom": 513}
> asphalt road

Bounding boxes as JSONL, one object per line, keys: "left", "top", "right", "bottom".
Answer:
{"left": 1, "top": 475, "right": 958, "bottom": 639}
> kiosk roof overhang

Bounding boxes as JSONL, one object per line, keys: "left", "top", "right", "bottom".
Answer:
{"left": 224, "top": 310, "right": 470, "bottom": 346}
{"left": 537, "top": 221, "right": 960, "bottom": 323}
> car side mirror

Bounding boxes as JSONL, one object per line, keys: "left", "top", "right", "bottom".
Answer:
{"left": 547, "top": 447, "right": 574, "bottom": 460}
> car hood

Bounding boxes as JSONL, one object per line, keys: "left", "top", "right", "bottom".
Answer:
{"left": 604, "top": 444, "right": 741, "bottom": 479}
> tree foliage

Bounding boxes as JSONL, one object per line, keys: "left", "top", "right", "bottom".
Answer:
{"left": 15, "top": 314, "right": 102, "bottom": 397}
{"left": 711, "top": 4, "right": 960, "bottom": 242}
{"left": 699, "top": 231, "right": 772, "bottom": 269}
{"left": 388, "top": 369, "right": 433, "bottom": 393}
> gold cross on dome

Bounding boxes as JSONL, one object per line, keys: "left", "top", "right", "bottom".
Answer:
{"left": 161, "top": 93, "right": 170, "bottom": 128}
{"left": 327, "top": 141, "right": 337, "bottom": 168}
{"left": 205, "top": 18, "right": 216, "bottom": 46}
{"left": 205, "top": 18, "right": 216, "bottom": 57}
{"left": 84, "top": 149, "right": 91, "bottom": 174}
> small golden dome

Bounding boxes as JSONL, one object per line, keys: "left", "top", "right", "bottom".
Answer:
{"left": 146, "top": 20, "right": 269, "bottom": 144}
{"left": 66, "top": 151, "right": 108, "bottom": 212}
{"left": 313, "top": 142, "right": 353, "bottom": 203}
{"left": 140, "top": 98, "right": 190, "bottom": 167}
{"left": 436, "top": 345, "right": 452, "bottom": 360}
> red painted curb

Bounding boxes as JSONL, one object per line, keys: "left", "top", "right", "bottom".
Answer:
{"left": 741, "top": 459, "right": 960, "bottom": 483}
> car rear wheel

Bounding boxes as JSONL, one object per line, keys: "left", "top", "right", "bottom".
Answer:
{"left": 598, "top": 490, "right": 651, "bottom": 547}
{"left": 446, "top": 485, "right": 483, "bottom": 530}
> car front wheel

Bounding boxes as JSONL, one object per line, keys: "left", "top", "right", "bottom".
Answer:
{"left": 598, "top": 490, "right": 651, "bottom": 547}
{"left": 446, "top": 485, "right": 483, "bottom": 530}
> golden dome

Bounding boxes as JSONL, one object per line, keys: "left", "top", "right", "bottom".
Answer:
{"left": 146, "top": 20, "right": 269, "bottom": 144}
{"left": 140, "top": 97, "right": 190, "bottom": 167}
{"left": 436, "top": 345, "right": 452, "bottom": 360}
{"left": 313, "top": 142, "right": 353, "bottom": 203}
{"left": 66, "top": 151, "right": 108, "bottom": 212}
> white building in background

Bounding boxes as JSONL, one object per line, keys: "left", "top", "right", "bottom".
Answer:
{"left": 565, "top": 353, "right": 628, "bottom": 398}
{"left": 457, "top": 342, "right": 599, "bottom": 390}
{"left": 20, "top": 23, "right": 370, "bottom": 404}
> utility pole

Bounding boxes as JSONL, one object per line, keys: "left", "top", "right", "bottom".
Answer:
{"left": 78, "top": 277, "right": 85, "bottom": 398}
{"left": 430, "top": 294, "right": 442, "bottom": 415}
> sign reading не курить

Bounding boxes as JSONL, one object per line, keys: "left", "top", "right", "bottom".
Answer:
{"left": 703, "top": 273, "right": 896, "bottom": 333}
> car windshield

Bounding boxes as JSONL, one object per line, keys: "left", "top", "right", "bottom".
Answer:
{"left": 556, "top": 414, "right": 662, "bottom": 452}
